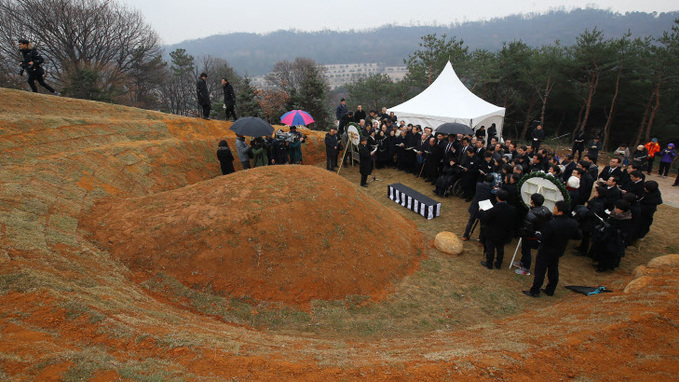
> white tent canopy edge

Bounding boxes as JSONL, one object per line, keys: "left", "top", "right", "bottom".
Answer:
{"left": 387, "top": 61, "right": 506, "bottom": 140}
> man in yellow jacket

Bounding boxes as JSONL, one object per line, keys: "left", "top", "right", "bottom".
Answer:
{"left": 644, "top": 138, "right": 661, "bottom": 175}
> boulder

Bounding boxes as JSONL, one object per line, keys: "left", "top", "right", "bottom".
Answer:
{"left": 434, "top": 232, "right": 464, "bottom": 255}
{"left": 624, "top": 276, "right": 654, "bottom": 294}
{"left": 647, "top": 254, "right": 679, "bottom": 269}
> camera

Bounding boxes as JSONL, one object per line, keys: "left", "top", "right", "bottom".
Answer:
{"left": 251, "top": 137, "right": 270, "bottom": 149}
{"left": 275, "top": 130, "right": 304, "bottom": 144}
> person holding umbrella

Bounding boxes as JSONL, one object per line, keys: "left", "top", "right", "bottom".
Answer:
{"left": 229, "top": 117, "right": 277, "bottom": 170}
{"left": 235, "top": 135, "right": 251, "bottom": 170}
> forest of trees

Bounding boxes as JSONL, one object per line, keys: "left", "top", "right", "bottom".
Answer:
{"left": 0, "top": 0, "right": 677, "bottom": 148}
{"left": 345, "top": 26, "right": 679, "bottom": 149}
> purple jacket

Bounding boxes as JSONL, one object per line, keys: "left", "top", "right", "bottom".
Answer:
{"left": 659, "top": 144, "right": 676, "bottom": 163}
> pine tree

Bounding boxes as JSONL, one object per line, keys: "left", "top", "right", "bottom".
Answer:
{"left": 237, "top": 76, "right": 263, "bottom": 118}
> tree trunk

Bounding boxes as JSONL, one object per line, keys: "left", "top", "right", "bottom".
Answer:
{"left": 645, "top": 75, "right": 662, "bottom": 142}
{"left": 576, "top": 102, "right": 586, "bottom": 135}
{"left": 635, "top": 89, "right": 654, "bottom": 146}
{"left": 540, "top": 70, "right": 553, "bottom": 126}
{"left": 602, "top": 66, "right": 623, "bottom": 150}
{"left": 578, "top": 71, "right": 599, "bottom": 133}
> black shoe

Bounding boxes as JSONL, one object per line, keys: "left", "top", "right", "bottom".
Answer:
{"left": 522, "top": 290, "right": 539, "bottom": 298}
{"left": 540, "top": 289, "right": 554, "bottom": 296}
{"left": 361, "top": 184, "right": 368, "bottom": 188}
{"left": 480, "top": 261, "right": 493, "bottom": 270}
{"left": 494, "top": 263, "right": 502, "bottom": 269}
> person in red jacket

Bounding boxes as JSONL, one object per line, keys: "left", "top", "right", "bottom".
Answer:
{"left": 644, "top": 138, "right": 661, "bottom": 175}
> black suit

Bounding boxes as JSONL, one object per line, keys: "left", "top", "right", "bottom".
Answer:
{"left": 196, "top": 77, "right": 210, "bottom": 118}
{"left": 325, "top": 133, "right": 340, "bottom": 170}
{"left": 530, "top": 214, "right": 582, "bottom": 295}
{"left": 479, "top": 202, "right": 518, "bottom": 268}
{"left": 598, "top": 166, "right": 623, "bottom": 182}
{"left": 623, "top": 179, "right": 645, "bottom": 199}
{"left": 359, "top": 143, "right": 373, "bottom": 186}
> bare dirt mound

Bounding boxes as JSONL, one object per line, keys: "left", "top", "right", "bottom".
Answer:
{"left": 80, "top": 165, "right": 423, "bottom": 308}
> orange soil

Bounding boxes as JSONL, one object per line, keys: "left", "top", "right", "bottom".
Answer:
{"left": 1, "top": 88, "right": 678, "bottom": 380}
{"left": 80, "top": 165, "right": 423, "bottom": 308}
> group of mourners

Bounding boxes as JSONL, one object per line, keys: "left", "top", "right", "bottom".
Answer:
{"left": 216, "top": 127, "right": 306, "bottom": 175}
{"left": 334, "top": 100, "right": 671, "bottom": 297}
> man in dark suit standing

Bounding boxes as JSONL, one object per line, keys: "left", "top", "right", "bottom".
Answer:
{"left": 358, "top": 136, "right": 374, "bottom": 187}
{"left": 221, "top": 78, "right": 238, "bottom": 121}
{"left": 531, "top": 125, "right": 545, "bottom": 152}
{"left": 462, "top": 174, "right": 495, "bottom": 241}
{"left": 196, "top": 72, "right": 211, "bottom": 119}
{"left": 524, "top": 201, "right": 582, "bottom": 297}
{"left": 325, "top": 127, "right": 340, "bottom": 171}
{"left": 478, "top": 189, "right": 517, "bottom": 269}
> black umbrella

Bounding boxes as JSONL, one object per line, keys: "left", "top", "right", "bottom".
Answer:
{"left": 435, "top": 122, "right": 474, "bottom": 136}
{"left": 229, "top": 117, "right": 274, "bottom": 137}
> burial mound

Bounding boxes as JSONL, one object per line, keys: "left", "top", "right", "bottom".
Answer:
{"left": 81, "top": 165, "right": 424, "bottom": 308}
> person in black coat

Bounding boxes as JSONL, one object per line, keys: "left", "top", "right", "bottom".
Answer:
{"left": 216, "top": 140, "right": 235, "bottom": 175}
{"left": 622, "top": 170, "right": 645, "bottom": 199}
{"left": 587, "top": 137, "right": 603, "bottom": 164}
{"left": 462, "top": 174, "right": 495, "bottom": 241}
{"left": 221, "top": 78, "right": 238, "bottom": 121}
{"left": 196, "top": 73, "right": 211, "bottom": 119}
{"left": 562, "top": 154, "right": 577, "bottom": 181}
{"left": 423, "top": 137, "right": 444, "bottom": 183}
{"left": 576, "top": 162, "right": 595, "bottom": 205}
{"left": 594, "top": 200, "right": 633, "bottom": 272}
{"left": 325, "top": 128, "right": 340, "bottom": 171}
{"left": 487, "top": 123, "right": 497, "bottom": 143}
{"left": 637, "top": 180, "right": 663, "bottom": 239}
{"left": 358, "top": 136, "right": 374, "bottom": 187}
{"left": 531, "top": 125, "right": 545, "bottom": 152}
{"left": 460, "top": 147, "right": 480, "bottom": 202}
{"left": 433, "top": 158, "right": 463, "bottom": 196}
{"left": 524, "top": 201, "right": 582, "bottom": 297}
{"left": 479, "top": 189, "right": 517, "bottom": 269}
{"left": 574, "top": 185, "right": 607, "bottom": 257}
{"left": 18, "top": 39, "right": 58, "bottom": 95}
{"left": 572, "top": 129, "right": 586, "bottom": 161}
{"left": 517, "top": 193, "right": 553, "bottom": 273}
{"left": 354, "top": 105, "right": 366, "bottom": 123}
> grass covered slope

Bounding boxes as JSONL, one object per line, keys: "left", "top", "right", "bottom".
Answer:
{"left": 1, "top": 88, "right": 678, "bottom": 380}
{"left": 80, "top": 165, "right": 423, "bottom": 308}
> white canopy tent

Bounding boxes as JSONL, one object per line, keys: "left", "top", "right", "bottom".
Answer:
{"left": 388, "top": 61, "right": 505, "bottom": 139}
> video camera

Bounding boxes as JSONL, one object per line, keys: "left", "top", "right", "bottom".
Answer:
{"left": 275, "top": 129, "right": 305, "bottom": 144}
{"left": 251, "top": 137, "right": 270, "bottom": 149}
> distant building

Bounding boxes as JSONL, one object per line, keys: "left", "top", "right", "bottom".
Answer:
{"left": 251, "top": 63, "right": 408, "bottom": 90}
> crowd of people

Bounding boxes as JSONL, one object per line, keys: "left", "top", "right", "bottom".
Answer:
{"left": 215, "top": 96, "right": 671, "bottom": 298}
{"left": 333, "top": 100, "right": 671, "bottom": 297}
{"left": 216, "top": 127, "right": 307, "bottom": 174}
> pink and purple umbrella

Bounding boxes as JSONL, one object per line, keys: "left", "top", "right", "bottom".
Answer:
{"left": 280, "top": 110, "right": 314, "bottom": 126}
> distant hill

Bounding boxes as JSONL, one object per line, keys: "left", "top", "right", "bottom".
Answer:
{"left": 165, "top": 9, "right": 679, "bottom": 76}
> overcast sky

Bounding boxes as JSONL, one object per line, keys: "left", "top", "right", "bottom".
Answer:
{"left": 118, "top": 0, "right": 678, "bottom": 44}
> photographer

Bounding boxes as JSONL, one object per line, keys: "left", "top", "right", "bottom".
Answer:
{"left": 251, "top": 137, "right": 270, "bottom": 168}
{"left": 287, "top": 126, "right": 306, "bottom": 164}
{"left": 18, "top": 39, "right": 59, "bottom": 95}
